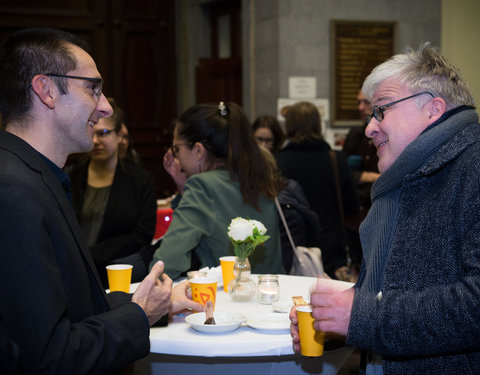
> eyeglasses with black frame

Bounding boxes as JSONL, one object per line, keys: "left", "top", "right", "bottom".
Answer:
{"left": 367, "top": 91, "right": 434, "bottom": 123}
{"left": 93, "top": 128, "right": 116, "bottom": 138}
{"left": 44, "top": 73, "right": 103, "bottom": 99}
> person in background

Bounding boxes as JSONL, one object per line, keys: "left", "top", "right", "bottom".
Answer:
{"left": 69, "top": 98, "right": 157, "bottom": 287}
{"left": 0, "top": 27, "right": 202, "bottom": 374}
{"left": 260, "top": 146, "right": 322, "bottom": 273}
{"left": 343, "top": 89, "right": 380, "bottom": 212}
{"left": 118, "top": 120, "right": 143, "bottom": 165}
{"left": 151, "top": 101, "right": 285, "bottom": 279}
{"left": 252, "top": 114, "right": 285, "bottom": 154}
{"left": 290, "top": 43, "right": 480, "bottom": 374}
{"left": 342, "top": 89, "right": 380, "bottom": 265}
{"left": 276, "top": 101, "right": 359, "bottom": 278}
{"left": 343, "top": 89, "right": 380, "bottom": 180}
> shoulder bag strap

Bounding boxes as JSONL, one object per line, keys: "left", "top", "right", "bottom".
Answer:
{"left": 329, "top": 150, "right": 352, "bottom": 267}
{"left": 274, "top": 197, "right": 297, "bottom": 252}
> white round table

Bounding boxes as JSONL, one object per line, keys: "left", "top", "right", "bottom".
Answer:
{"left": 134, "top": 274, "right": 354, "bottom": 375}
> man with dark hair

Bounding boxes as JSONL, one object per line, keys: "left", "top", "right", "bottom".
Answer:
{"left": 290, "top": 43, "right": 480, "bottom": 374}
{"left": 0, "top": 27, "right": 202, "bottom": 374}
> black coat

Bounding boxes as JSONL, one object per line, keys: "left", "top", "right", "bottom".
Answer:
{"left": 276, "top": 139, "right": 359, "bottom": 275}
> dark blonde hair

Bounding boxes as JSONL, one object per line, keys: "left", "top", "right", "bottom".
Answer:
{"left": 176, "top": 102, "right": 282, "bottom": 210}
{"left": 285, "top": 101, "right": 322, "bottom": 143}
{"left": 259, "top": 145, "right": 286, "bottom": 192}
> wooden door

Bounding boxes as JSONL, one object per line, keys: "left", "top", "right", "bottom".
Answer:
{"left": 195, "top": 0, "right": 242, "bottom": 105}
{"left": 0, "top": 0, "right": 178, "bottom": 197}
{"left": 108, "top": 0, "right": 178, "bottom": 197}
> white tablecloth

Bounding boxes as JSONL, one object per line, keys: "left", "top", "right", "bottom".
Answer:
{"left": 150, "top": 274, "right": 316, "bottom": 356}
{"left": 133, "top": 274, "right": 355, "bottom": 375}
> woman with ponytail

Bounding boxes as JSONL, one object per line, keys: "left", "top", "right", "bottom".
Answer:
{"left": 151, "top": 102, "right": 285, "bottom": 279}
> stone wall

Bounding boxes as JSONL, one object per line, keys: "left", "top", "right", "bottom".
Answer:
{"left": 176, "top": 0, "right": 441, "bottom": 128}
{"left": 243, "top": 0, "right": 441, "bottom": 126}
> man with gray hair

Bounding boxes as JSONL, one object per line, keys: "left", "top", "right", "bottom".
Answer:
{"left": 290, "top": 43, "right": 480, "bottom": 374}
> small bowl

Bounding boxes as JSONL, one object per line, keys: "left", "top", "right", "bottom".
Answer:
{"left": 185, "top": 312, "right": 245, "bottom": 333}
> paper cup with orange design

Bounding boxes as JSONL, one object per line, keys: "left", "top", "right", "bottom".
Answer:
{"left": 219, "top": 256, "right": 236, "bottom": 292}
{"left": 189, "top": 277, "right": 218, "bottom": 310}
{"left": 106, "top": 264, "right": 133, "bottom": 293}
{"left": 296, "top": 305, "right": 325, "bottom": 357}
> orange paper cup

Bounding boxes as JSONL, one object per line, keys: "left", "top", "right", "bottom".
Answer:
{"left": 189, "top": 277, "right": 218, "bottom": 309}
{"left": 296, "top": 305, "right": 325, "bottom": 357}
{"left": 106, "top": 264, "right": 133, "bottom": 293}
{"left": 219, "top": 256, "right": 236, "bottom": 292}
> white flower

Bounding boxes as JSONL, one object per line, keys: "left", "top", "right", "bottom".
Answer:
{"left": 249, "top": 219, "right": 267, "bottom": 235}
{"left": 228, "top": 217, "right": 253, "bottom": 242}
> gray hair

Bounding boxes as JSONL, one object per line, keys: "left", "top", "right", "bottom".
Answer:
{"left": 362, "top": 42, "right": 475, "bottom": 110}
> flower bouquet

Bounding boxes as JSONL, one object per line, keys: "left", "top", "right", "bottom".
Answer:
{"left": 227, "top": 218, "right": 270, "bottom": 260}
{"left": 227, "top": 218, "right": 270, "bottom": 301}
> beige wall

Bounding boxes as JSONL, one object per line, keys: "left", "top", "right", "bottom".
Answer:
{"left": 442, "top": 0, "right": 480, "bottom": 106}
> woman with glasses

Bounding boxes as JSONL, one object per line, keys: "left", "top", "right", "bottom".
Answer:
{"left": 252, "top": 114, "right": 285, "bottom": 154}
{"left": 151, "top": 101, "right": 285, "bottom": 279}
{"left": 68, "top": 98, "right": 157, "bottom": 288}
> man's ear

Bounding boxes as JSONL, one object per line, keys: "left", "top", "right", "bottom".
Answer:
{"left": 30, "top": 75, "right": 56, "bottom": 109}
{"left": 427, "top": 97, "right": 447, "bottom": 125}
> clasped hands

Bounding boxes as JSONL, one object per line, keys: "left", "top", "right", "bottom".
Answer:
{"left": 289, "top": 278, "right": 355, "bottom": 353}
{"left": 132, "top": 261, "right": 204, "bottom": 326}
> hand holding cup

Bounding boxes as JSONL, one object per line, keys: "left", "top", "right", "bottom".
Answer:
{"left": 189, "top": 277, "right": 218, "bottom": 310}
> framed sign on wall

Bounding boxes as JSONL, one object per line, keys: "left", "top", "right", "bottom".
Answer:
{"left": 331, "top": 20, "right": 395, "bottom": 126}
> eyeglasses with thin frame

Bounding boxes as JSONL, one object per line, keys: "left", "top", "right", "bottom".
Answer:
{"left": 93, "top": 128, "right": 116, "bottom": 138}
{"left": 367, "top": 91, "right": 434, "bottom": 123}
{"left": 255, "top": 136, "right": 274, "bottom": 145}
{"left": 170, "top": 143, "right": 191, "bottom": 158}
{"left": 44, "top": 73, "right": 103, "bottom": 99}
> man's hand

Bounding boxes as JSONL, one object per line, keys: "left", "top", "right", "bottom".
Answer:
{"left": 163, "top": 149, "right": 187, "bottom": 194}
{"left": 132, "top": 261, "right": 173, "bottom": 326}
{"left": 170, "top": 281, "right": 204, "bottom": 315}
{"left": 310, "top": 279, "right": 354, "bottom": 336}
{"left": 289, "top": 306, "right": 301, "bottom": 353}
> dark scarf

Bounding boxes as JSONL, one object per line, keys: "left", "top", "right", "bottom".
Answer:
{"left": 358, "top": 106, "right": 478, "bottom": 293}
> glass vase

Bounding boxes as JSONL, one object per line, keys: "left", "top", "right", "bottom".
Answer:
{"left": 227, "top": 257, "right": 256, "bottom": 301}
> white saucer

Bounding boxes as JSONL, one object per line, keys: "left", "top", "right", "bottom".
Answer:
{"left": 185, "top": 312, "right": 245, "bottom": 333}
{"left": 246, "top": 313, "right": 290, "bottom": 331}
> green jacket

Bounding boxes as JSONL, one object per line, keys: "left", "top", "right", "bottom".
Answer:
{"left": 151, "top": 169, "right": 284, "bottom": 279}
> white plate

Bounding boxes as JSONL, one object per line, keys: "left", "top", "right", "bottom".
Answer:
{"left": 272, "top": 299, "right": 294, "bottom": 313}
{"left": 246, "top": 313, "right": 291, "bottom": 331}
{"left": 185, "top": 312, "right": 245, "bottom": 333}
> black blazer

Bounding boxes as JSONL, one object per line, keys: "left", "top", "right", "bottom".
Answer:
{"left": 69, "top": 160, "right": 156, "bottom": 287}
{"left": 0, "top": 131, "right": 149, "bottom": 374}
